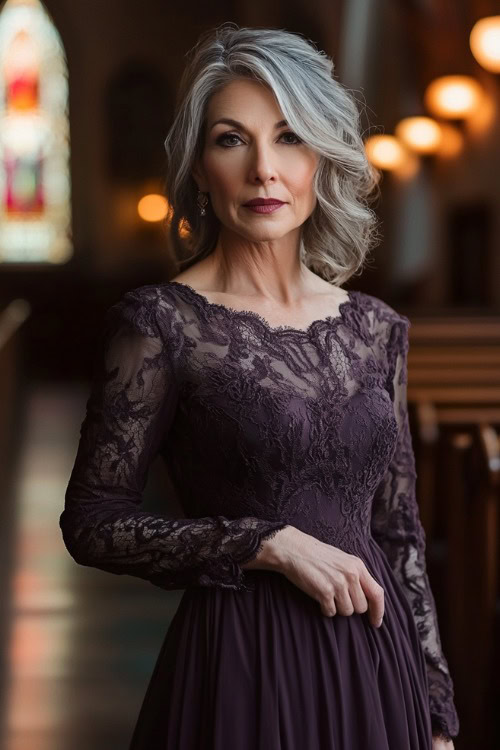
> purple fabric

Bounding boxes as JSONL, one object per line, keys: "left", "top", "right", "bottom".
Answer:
{"left": 60, "top": 280, "right": 460, "bottom": 747}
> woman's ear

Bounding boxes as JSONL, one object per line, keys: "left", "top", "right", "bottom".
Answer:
{"left": 191, "top": 159, "right": 206, "bottom": 192}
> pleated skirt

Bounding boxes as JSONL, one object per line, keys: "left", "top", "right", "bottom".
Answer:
{"left": 128, "top": 536, "right": 433, "bottom": 749}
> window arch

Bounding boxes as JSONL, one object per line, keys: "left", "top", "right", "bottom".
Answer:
{"left": 0, "top": 0, "right": 71, "bottom": 263}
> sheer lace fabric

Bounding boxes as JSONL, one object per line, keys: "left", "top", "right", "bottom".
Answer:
{"left": 60, "top": 281, "right": 459, "bottom": 741}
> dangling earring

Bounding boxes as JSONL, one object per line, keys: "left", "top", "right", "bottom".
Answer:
{"left": 197, "top": 189, "right": 208, "bottom": 216}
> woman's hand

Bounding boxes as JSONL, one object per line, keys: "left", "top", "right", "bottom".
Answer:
{"left": 432, "top": 737, "right": 454, "bottom": 749}
{"left": 244, "top": 525, "right": 385, "bottom": 628}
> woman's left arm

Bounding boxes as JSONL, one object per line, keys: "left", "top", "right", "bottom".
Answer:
{"left": 371, "top": 316, "right": 459, "bottom": 745}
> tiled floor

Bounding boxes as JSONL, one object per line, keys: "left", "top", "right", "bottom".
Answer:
{"left": 0, "top": 382, "right": 183, "bottom": 750}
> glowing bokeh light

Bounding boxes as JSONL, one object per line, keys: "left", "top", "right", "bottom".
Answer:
{"left": 394, "top": 117, "right": 443, "bottom": 155}
{"left": 424, "top": 76, "right": 483, "bottom": 119}
{"left": 470, "top": 16, "right": 500, "bottom": 73}
{"left": 137, "top": 193, "right": 169, "bottom": 222}
{"left": 364, "top": 134, "right": 409, "bottom": 171}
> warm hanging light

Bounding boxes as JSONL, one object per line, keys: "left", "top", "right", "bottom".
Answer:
{"left": 424, "top": 75, "right": 483, "bottom": 119}
{"left": 434, "top": 123, "right": 464, "bottom": 158}
{"left": 364, "top": 135, "right": 409, "bottom": 171}
{"left": 470, "top": 16, "right": 500, "bottom": 73}
{"left": 394, "top": 117, "right": 443, "bottom": 155}
{"left": 137, "top": 194, "right": 168, "bottom": 222}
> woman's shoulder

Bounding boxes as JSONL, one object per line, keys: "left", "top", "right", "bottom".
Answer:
{"left": 353, "top": 289, "right": 410, "bottom": 331}
{"left": 113, "top": 281, "right": 179, "bottom": 307}
{"left": 105, "top": 282, "right": 184, "bottom": 338}
{"left": 348, "top": 291, "right": 411, "bottom": 368}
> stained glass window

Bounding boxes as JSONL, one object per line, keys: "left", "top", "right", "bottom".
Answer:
{"left": 0, "top": 0, "right": 71, "bottom": 263}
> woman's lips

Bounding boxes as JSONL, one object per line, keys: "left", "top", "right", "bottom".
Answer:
{"left": 243, "top": 203, "right": 285, "bottom": 214}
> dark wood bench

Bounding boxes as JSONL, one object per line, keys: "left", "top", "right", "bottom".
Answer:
{"left": 405, "top": 315, "right": 500, "bottom": 748}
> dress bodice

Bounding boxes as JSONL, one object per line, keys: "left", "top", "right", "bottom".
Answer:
{"left": 160, "top": 282, "right": 398, "bottom": 555}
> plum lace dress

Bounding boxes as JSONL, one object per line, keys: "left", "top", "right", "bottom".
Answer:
{"left": 59, "top": 281, "right": 460, "bottom": 749}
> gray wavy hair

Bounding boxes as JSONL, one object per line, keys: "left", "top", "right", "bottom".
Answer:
{"left": 163, "top": 22, "right": 381, "bottom": 286}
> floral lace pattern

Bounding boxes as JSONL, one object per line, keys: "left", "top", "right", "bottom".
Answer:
{"left": 60, "top": 280, "right": 459, "bottom": 741}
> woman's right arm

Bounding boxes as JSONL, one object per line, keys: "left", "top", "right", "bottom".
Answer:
{"left": 59, "top": 289, "right": 288, "bottom": 594}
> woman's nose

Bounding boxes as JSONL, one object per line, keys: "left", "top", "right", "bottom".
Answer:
{"left": 247, "top": 143, "right": 279, "bottom": 184}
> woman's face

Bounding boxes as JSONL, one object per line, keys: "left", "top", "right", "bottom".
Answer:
{"left": 192, "top": 78, "right": 319, "bottom": 244}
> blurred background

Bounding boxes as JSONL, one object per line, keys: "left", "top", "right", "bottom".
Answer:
{"left": 0, "top": 0, "right": 499, "bottom": 748}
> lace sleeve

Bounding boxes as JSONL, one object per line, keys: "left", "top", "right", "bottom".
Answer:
{"left": 371, "top": 316, "right": 460, "bottom": 741}
{"left": 59, "top": 289, "right": 287, "bottom": 594}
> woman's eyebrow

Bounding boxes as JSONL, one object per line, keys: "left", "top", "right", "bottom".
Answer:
{"left": 209, "top": 118, "right": 288, "bottom": 132}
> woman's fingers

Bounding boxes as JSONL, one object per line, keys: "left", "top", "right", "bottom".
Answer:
{"left": 349, "top": 577, "right": 369, "bottom": 615}
{"left": 333, "top": 576, "right": 356, "bottom": 616}
{"left": 359, "top": 567, "right": 385, "bottom": 627}
{"left": 321, "top": 564, "right": 384, "bottom": 628}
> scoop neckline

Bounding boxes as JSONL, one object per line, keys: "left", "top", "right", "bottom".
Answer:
{"left": 167, "top": 280, "right": 357, "bottom": 336}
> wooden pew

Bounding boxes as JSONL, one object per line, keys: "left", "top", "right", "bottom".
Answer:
{"left": 439, "top": 423, "right": 499, "bottom": 748}
{"left": 0, "top": 297, "right": 31, "bottom": 716}
{"left": 407, "top": 315, "right": 500, "bottom": 536}
{"left": 0, "top": 299, "right": 31, "bottom": 484}
{"left": 404, "top": 315, "right": 500, "bottom": 749}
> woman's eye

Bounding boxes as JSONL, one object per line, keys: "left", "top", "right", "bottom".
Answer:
{"left": 216, "top": 133, "right": 242, "bottom": 147}
{"left": 280, "top": 131, "right": 302, "bottom": 145}
{"left": 216, "top": 131, "right": 302, "bottom": 147}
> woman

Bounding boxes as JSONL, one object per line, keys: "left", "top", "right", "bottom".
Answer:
{"left": 60, "top": 22, "right": 460, "bottom": 749}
